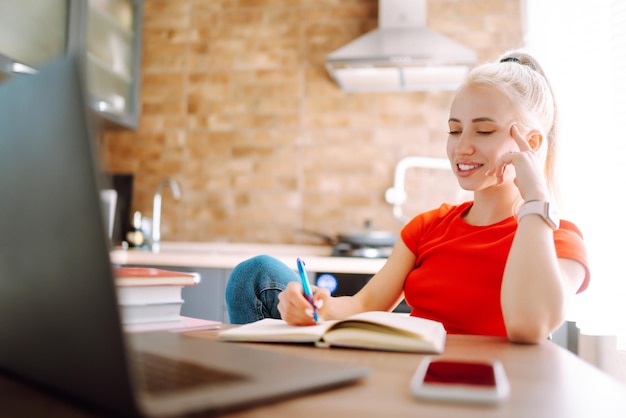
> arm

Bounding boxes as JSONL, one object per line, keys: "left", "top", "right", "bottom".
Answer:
{"left": 497, "top": 125, "right": 586, "bottom": 343}
{"left": 501, "top": 215, "right": 585, "bottom": 343}
{"left": 277, "top": 239, "right": 416, "bottom": 325}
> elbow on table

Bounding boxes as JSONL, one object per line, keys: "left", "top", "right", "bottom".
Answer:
{"left": 506, "top": 321, "right": 553, "bottom": 344}
{"left": 503, "top": 303, "right": 566, "bottom": 344}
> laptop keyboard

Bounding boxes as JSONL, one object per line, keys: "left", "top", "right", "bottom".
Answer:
{"left": 132, "top": 351, "right": 247, "bottom": 394}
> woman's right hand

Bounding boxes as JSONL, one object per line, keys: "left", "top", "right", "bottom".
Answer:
{"left": 277, "top": 281, "right": 331, "bottom": 325}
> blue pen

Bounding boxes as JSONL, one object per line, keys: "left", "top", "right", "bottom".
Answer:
{"left": 296, "top": 258, "right": 318, "bottom": 322}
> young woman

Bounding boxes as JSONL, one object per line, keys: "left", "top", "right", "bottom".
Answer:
{"left": 225, "top": 50, "right": 590, "bottom": 344}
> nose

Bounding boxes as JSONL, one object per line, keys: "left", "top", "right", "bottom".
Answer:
{"left": 453, "top": 131, "right": 475, "bottom": 156}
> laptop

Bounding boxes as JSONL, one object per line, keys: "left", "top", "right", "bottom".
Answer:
{"left": 0, "top": 56, "right": 368, "bottom": 417}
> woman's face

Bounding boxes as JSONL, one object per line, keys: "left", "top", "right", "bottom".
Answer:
{"left": 446, "top": 83, "right": 519, "bottom": 192}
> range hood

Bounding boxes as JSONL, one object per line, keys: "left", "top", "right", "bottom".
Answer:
{"left": 325, "top": 0, "right": 477, "bottom": 92}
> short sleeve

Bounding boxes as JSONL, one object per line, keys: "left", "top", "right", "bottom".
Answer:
{"left": 555, "top": 220, "right": 590, "bottom": 293}
{"left": 401, "top": 203, "right": 461, "bottom": 255}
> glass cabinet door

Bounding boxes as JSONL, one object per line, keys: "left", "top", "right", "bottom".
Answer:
{"left": 86, "top": 0, "right": 140, "bottom": 127}
{"left": 0, "top": 0, "right": 67, "bottom": 75}
{"left": 0, "top": 0, "right": 142, "bottom": 128}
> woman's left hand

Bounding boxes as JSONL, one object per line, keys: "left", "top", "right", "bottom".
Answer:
{"left": 489, "top": 124, "right": 551, "bottom": 202}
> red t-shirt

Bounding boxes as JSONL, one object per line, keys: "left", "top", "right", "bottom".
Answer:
{"left": 401, "top": 202, "right": 590, "bottom": 336}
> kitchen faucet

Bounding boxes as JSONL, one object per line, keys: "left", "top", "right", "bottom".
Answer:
{"left": 151, "top": 178, "right": 181, "bottom": 252}
{"left": 384, "top": 156, "right": 450, "bottom": 223}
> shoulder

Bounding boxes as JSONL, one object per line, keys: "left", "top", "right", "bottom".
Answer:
{"left": 555, "top": 219, "right": 590, "bottom": 293}
{"left": 557, "top": 220, "right": 584, "bottom": 238}
{"left": 555, "top": 220, "right": 586, "bottom": 248}
{"left": 404, "top": 202, "right": 472, "bottom": 229}
{"left": 401, "top": 202, "right": 472, "bottom": 247}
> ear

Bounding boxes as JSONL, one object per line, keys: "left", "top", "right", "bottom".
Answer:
{"left": 527, "top": 130, "right": 543, "bottom": 152}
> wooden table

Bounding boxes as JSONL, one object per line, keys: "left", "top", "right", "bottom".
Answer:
{"left": 1, "top": 332, "right": 625, "bottom": 417}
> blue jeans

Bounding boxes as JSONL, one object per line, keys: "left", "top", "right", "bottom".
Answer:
{"left": 225, "top": 255, "right": 299, "bottom": 324}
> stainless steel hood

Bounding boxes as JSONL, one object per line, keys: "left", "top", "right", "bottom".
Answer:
{"left": 325, "top": 0, "right": 477, "bottom": 92}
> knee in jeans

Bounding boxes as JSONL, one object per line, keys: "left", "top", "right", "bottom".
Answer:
{"left": 240, "top": 254, "right": 277, "bottom": 271}
{"left": 226, "top": 255, "right": 278, "bottom": 294}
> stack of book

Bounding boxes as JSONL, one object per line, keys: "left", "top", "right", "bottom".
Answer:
{"left": 113, "top": 267, "right": 220, "bottom": 333}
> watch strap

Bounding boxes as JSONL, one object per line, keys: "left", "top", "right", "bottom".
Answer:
{"left": 517, "top": 200, "right": 560, "bottom": 230}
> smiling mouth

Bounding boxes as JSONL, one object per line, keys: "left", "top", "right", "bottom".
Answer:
{"left": 457, "top": 163, "right": 484, "bottom": 173}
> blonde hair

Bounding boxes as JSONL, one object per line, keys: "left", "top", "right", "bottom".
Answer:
{"left": 462, "top": 50, "right": 559, "bottom": 199}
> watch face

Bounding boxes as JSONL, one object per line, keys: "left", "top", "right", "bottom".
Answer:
{"left": 547, "top": 203, "right": 560, "bottom": 229}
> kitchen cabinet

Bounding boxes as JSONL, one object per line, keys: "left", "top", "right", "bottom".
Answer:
{"left": 83, "top": 0, "right": 143, "bottom": 129}
{"left": 180, "top": 267, "right": 232, "bottom": 324}
{"left": 0, "top": 0, "right": 143, "bottom": 130}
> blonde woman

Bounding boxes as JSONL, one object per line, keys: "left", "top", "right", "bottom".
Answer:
{"left": 226, "top": 50, "right": 589, "bottom": 344}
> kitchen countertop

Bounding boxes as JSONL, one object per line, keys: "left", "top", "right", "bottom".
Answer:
{"left": 110, "top": 242, "right": 386, "bottom": 275}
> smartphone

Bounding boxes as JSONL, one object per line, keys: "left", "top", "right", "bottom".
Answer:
{"left": 410, "top": 357, "right": 510, "bottom": 404}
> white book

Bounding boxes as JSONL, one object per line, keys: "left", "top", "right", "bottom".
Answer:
{"left": 119, "top": 301, "right": 184, "bottom": 324}
{"left": 113, "top": 267, "right": 200, "bottom": 287}
{"left": 113, "top": 267, "right": 200, "bottom": 306}
{"left": 116, "top": 285, "right": 184, "bottom": 305}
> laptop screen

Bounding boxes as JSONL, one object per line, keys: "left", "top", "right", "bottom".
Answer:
{"left": 0, "top": 56, "right": 138, "bottom": 414}
{"left": 0, "top": 55, "right": 370, "bottom": 418}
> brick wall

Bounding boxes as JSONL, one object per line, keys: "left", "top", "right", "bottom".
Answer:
{"left": 100, "top": 0, "right": 522, "bottom": 244}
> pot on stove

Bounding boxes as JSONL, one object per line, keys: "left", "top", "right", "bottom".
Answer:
{"left": 299, "top": 220, "right": 398, "bottom": 258}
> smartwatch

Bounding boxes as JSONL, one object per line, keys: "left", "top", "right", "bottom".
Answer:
{"left": 517, "top": 200, "right": 560, "bottom": 230}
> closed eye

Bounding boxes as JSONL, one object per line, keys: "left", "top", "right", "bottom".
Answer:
{"left": 477, "top": 131, "right": 495, "bottom": 135}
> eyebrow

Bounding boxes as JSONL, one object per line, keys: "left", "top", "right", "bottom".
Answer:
{"left": 448, "top": 117, "right": 497, "bottom": 123}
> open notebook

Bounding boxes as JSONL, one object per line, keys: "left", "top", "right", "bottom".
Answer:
{"left": 219, "top": 311, "right": 446, "bottom": 353}
{"left": 0, "top": 56, "right": 368, "bottom": 417}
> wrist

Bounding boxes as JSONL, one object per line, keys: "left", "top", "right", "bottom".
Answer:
{"left": 517, "top": 200, "right": 560, "bottom": 230}
{"left": 522, "top": 191, "right": 550, "bottom": 202}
